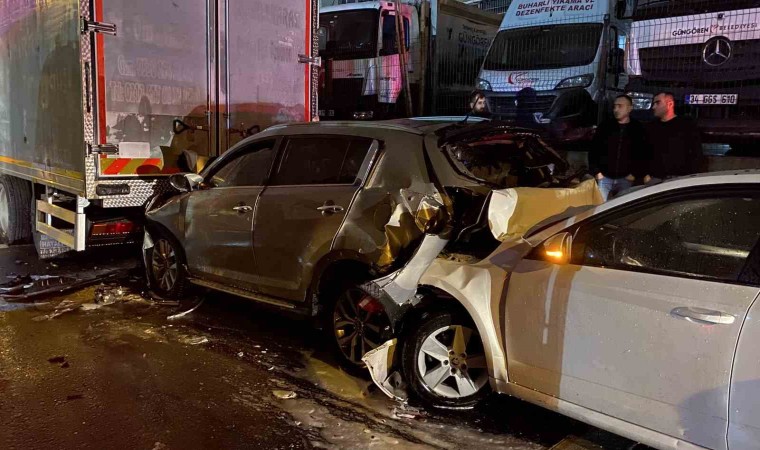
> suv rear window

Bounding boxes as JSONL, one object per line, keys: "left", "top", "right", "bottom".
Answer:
{"left": 444, "top": 134, "right": 563, "bottom": 188}
{"left": 270, "top": 136, "right": 373, "bottom": 186}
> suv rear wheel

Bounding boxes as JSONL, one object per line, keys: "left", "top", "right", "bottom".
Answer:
{"left": 331, "top": 284, "right": 392, "bottom": 367}
{"left": 401, "top": 310, "right": 490, "bottom": 409}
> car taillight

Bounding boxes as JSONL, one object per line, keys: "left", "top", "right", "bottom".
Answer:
{"left": 91, "top": 220, "right": 137, "bottom": 236}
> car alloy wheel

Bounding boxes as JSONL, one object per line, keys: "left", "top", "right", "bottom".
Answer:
{"left": 416, "top": 324, "right": 488, "bottom": 399}
{"left": 333, "top": 286, "right": 390, "bottom": 366}
{"left": 151, "top": 238, "right": 178, "bottom": 292}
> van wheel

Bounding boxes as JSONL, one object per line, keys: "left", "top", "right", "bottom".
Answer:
{"left": 0, "top": 175, "right": 32, "bottom": 244}
{"left": 148, "top": 232, "right": 189, "bottom": 299}
{"left": 331, "top": 284, "right": 392, "bottom": 367}
{"left": 401, "top": 310, "right": 490, "bottom": 409}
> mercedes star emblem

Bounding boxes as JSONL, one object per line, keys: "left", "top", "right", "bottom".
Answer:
{"left": 703, "top": 37, "right": 732, "bottom": 66}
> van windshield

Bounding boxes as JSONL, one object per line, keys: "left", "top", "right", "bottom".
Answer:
{"left": 318, "top": 10, "right": 379, "bottom": 60}
{"left": 633, "top": 0, "right": 760, "bottom": 20}
{"left": 483, "top": 24, "right": 603, "bottom": 71}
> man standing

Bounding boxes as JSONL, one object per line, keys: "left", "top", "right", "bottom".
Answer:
{"left": 590, "top": 94, "right": 647, "bottom": 201}
{"left": 468, "top": 90, "right": 490, "bottom": 118}
{"left": 643, "top": 92, "right": 706, "bottom": 183}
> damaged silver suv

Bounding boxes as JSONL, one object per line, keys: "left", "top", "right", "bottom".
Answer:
{"left": 143, "top": 119, "right": 572, "bottom": 365}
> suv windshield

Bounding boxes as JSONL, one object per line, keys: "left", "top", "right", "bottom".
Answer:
{"left": 633, "top": 0, "right": 760, "bottom": 20}
{"left": 318, "top": 10, "right": 379, "bottom": 60}
{"left": 483, "top": 24, "right": 603, "bottom": 71}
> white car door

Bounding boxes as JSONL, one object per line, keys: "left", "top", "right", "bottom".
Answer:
{"left": 504, "top": 186, "right": 760, "bottom": 449}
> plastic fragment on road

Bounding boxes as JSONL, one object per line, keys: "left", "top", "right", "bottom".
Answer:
{"left": 180, "top": 336, "right": 209, "bottom": 345}
{"left": 166, "top": 298, "right": 205, "bottom": 321}
{"left": 272, "top": 390, "right": 298, "bottom": 400}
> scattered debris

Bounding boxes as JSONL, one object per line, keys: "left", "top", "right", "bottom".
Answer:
{"left": 167, "top": 297, "right": 205, "bottom": 321}
{"left": 1, "top": 270, "right": 125, "bottom": 302}
{"left": 80, "top": 303, "right": 102, "bottom": 311}
{"left": 32, "top": 299, "right": 80, "bottom": 321}
{"left": 237, "top": 352, "right": 245, "bottom": 358}
{"left": 392, "top": 404, "right": 424, "bottom": 420}
{"left": 180, "top": 336, "right": 209, "bottom": 346}
{"left": 272, "top": 390, "right": 298, "bottom": 400}
{"left": 94, "top": 285, "right": 126, "bottom": 305}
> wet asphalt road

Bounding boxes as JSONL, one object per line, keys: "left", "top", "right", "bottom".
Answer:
{"left": 0, "top": 245, "right": 642, "bottom": 450}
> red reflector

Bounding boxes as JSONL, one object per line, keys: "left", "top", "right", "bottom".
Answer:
{"left": 358, "top": 295, "right": 384, "bottom": 314}
{"left": 91, "top": 220, "right": 136, "bottom": 235}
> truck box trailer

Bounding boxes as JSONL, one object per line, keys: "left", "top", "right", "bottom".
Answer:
{"left": 0, "top": 0, "right": 318, "bottom": 257}
{"left": 317, "top": 0, "right": 501, "bottom": 120}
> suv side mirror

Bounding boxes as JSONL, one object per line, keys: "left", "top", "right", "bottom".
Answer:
{"left": 543, "top": 232, "right": 573, "bottom": 264}
{"left": 169, "top": 173, "right": 203, "bottom": 192}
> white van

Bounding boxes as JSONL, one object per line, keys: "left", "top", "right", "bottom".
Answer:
{"left": 476, "top": 0, "right": 631, "bottom": 143}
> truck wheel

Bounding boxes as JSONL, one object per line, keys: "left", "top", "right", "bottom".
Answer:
{"left": 0, "top": 175, "right": 32, "bottom": 244}
{"left": 330, "top": 284, "right": 392, "bottom": 367}
{"left": 401, "top": 310, "right": 490, "bottom": 409}
{"left": 147, "top": 231, "right": 189, "bottom": 299}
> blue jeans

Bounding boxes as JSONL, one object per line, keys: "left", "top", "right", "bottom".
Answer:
{"left": 598, "top": 177, "right": 633, "bottom": 201}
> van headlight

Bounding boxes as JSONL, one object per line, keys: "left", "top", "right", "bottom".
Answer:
{"left": 476, "top": 78, "right": 492, "bottom": 91}
{"left": 627, "top": 92, "right": 654, "bottom": 110}
{"left": 555, "top": 74, "right": 594, "bottom": 89}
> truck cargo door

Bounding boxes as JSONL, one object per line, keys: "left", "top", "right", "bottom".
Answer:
{"left": 222, "top": 0, "right": 314, "bottom": 150}
{"left": 93, "top": 0, "right": 212, "bottom": 177}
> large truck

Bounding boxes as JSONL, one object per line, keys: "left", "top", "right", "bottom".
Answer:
{"left": 476, "top": 0, "right": 630, "bottom": 143}
{"left": 317, "top": 0, "right": 501, "bottom": 120}
{"left": 626, "top": 0, "right": 760, "bottom": 155}
{"left": 0, "top": 0, "right": 318, "bottom": 257}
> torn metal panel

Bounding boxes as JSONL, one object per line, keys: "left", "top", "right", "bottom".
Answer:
{"left": 362, "top": 338, "right": 407, "bottom": 402}
{"left": 366, "top": 234, "right": 450, "bottom": 308}
{"left": 488, "top": 179, "right": 603, "bottom": 242}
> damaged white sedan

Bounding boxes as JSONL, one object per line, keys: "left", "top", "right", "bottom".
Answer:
{"left": 370, "top": 170, "right": 760, "bottom": 450}
{"left": 142, "top": 118, "right": 576, "bottom": 366}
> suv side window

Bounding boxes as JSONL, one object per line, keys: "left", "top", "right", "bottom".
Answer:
{"left": 208, "top": 139, "right": 276, "bottom": 188}
{"left": 571, "top": 192, "right": 760, "bottom": 284}
{"left": 270, "top": 136, "right": 373, "bottom": 186}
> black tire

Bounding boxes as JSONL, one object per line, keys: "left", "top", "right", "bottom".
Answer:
{"left": 401, "top": 310, "right": 491, "bottom": 409}
{"left": 147, "top": 229, "right": 189, "bottom": 299}
{"left": 329, "top": 283, "right": 392, "bottom": 368}
{"left": 0, "top": 175, "right": 32, "bottom": 244}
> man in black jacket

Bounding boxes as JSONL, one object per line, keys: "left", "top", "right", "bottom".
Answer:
{"left": 642, "top": 92, "right": 707, "bottom": 184}
{"left": 590, "top": 95, "right": 648, "bottom": 201}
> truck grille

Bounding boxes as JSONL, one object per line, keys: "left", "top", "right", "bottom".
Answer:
{"left": 639, "top": 40, "right": 760, "bottom": 83}
{"left": 488, "top": 95, "right": 556, "bottom": 118}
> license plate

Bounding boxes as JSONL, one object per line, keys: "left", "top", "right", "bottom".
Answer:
{"left": 685, "top": 94, "right": 738, "bottom": 105}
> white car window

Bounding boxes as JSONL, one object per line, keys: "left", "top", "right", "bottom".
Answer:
{"left": 571, "top": 191, "right": 760, "bottom": 284}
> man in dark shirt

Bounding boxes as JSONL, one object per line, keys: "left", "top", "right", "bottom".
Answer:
{"left": 590, "top": 95, "right": 648, "bottom": 200}
{"left": 643, "top": 92, "right": 707, "bottom": 184}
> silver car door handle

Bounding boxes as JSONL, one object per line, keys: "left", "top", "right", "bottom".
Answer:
{"left": 671, "top": 307, "right": 736, "bottom": 325}
{"left": 232, "top": 205, "right": 253, "bottom": 213}
{"left": 316, "top": 205, "right": 344, "bottom": 214}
